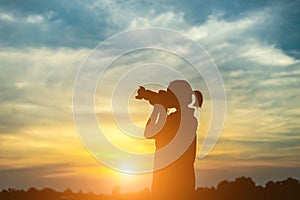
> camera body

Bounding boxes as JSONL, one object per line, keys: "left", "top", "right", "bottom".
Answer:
{"left": 135, "top": 86, "right": 177, "bottom": 109}
{"left": 136, "top": 86, "right": 203, "bottom": 109}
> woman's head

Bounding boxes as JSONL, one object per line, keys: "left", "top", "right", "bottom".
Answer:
{"left": 167, "top": 80, "right": 203, "bottom": 109}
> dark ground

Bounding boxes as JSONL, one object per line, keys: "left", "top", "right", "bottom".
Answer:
{"left": 1, "top": 177, "right": 300, "bottom": 200}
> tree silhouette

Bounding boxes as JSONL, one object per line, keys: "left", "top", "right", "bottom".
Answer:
{"left": 0, "top": 177, "right": 300, "bottom": 200}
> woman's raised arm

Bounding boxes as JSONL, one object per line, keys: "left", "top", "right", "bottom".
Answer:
{"left": 144, "top": 104, "right": 167, "bottom": 139}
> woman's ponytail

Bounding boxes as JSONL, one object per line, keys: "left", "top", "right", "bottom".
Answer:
{"left": 194, "top": 90, "right": 203, "bottom": 108}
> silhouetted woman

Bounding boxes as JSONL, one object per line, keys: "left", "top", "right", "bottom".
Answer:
{"left": 136, "top": 80, "right": 203, "bottom": 200}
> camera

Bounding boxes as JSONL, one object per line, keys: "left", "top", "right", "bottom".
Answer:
{"left": 135, "top": 86, "right": 203, "bottom": 109}
{"left": 135, "top": 86, "right": 176, "bottom": 109}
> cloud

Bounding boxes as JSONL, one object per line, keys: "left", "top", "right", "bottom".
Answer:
{"left": 127, "top": 7, "right": 298, "bottom": 66}
{"left": 1, "top": 0, "right": 299, "bottom": 52}
{"left": 0, "top": 0, "right": 114, "bottom": 48}
{"left": 0, "top": 48, "right": 88, "bottom": 134}
{"left": 240, "top": 41, "right": 298, "bottom": 66}
{"left": 0, "top": 11, "right": 45, "bottom": 24}
{"left": 129, "top": 11, "right": 187, "bottom": 29}
{"left": 0, "top": 163, "right": 110, "bottom": 192}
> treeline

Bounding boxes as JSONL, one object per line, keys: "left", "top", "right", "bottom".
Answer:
{"left": 0, "top": 187, "right": 150, "bottom": 200}
{"left": 1, "top": 177, "right": 300, "bottom": 200}
{"left": 195, "top": 177, "right": 300, "bottom": 200}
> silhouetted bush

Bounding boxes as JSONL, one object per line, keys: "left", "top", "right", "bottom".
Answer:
{"left": 0, "top": 177, "right": 299, "bottom": 200}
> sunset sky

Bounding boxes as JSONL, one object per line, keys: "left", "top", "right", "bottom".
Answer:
{"left": 1, "top": 0, "right": 300, "bottom": 194}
